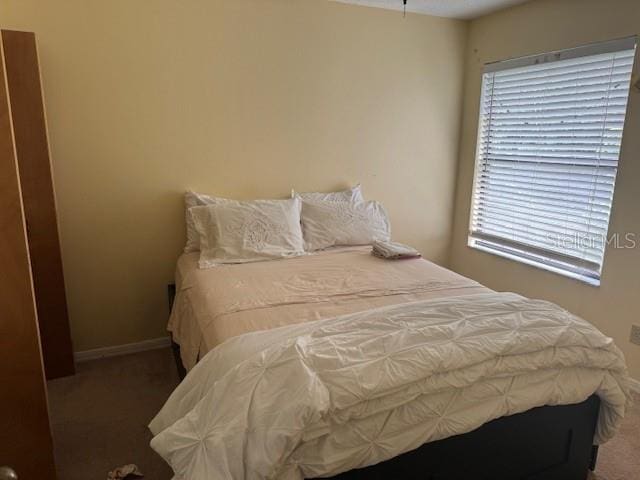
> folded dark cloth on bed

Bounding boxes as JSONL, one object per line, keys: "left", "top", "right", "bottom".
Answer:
{"left": 372, "top": 240, "right": 421, "bottom": 259}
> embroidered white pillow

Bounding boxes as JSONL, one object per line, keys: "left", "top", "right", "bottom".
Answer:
{"left": 300, "top": 200, "right": 391, "bottom": 251}
{"left": 184, "top": 191, "right": 226, "bottom": 253}
{"left": 292, "top": 184, "right": 364, "bottom": 203}
{"left": 190, "top": 198, "right": 305, "bottom": 267}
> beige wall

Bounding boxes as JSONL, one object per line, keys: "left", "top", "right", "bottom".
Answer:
{"left": 450, "top": 0, "right": 640, "bottom": 379}
{"left": 0, "top": 0, "right": 468, "bottom": 352}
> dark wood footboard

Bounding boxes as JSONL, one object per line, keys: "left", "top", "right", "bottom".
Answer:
{"left": 321, "top": 395, "right": 600, "bottom": 480}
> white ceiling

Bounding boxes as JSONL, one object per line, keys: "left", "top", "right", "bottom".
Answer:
{"left": 331, "top": 0, "right": 532, "bottom": 19}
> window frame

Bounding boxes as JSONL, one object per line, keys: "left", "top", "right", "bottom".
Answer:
{"left": 467, "top": 36, "right": 637, "bottom": 286}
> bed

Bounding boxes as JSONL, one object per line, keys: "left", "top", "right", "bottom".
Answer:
{"left": 168, "top": 246, "right": 488, "bottom": 372}
{"left": 152, "top": 246, "right": 630, "bottom": 480}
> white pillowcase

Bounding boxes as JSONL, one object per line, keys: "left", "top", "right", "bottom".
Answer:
{"left": 292, "top": 184, "right": 364, "bottom": 203}
{"left": 300, "top": 200, "right": 391, "bottom": 251}
{"left": 190, "top": 198, "right": 305, "bottom": 268}
{"left": 185, "top": 187, "right": 363, "bottom": 253}
{"left": 184, "top": 191, "right": 225, "bottom": 253}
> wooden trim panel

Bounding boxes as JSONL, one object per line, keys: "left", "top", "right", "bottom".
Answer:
{"left": 0, "top": 31, "right": 57, "bottom": 479}
{"left": 2, "top": 29, "right": 74, "bottom": 379}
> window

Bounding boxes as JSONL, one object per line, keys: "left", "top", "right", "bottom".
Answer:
{"left": 469, "top": 37, "right": 637, "bottom": 286}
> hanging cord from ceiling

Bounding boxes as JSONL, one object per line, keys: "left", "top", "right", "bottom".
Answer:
{"left": 403, "top": 0, "right": 407, "bottom": 17}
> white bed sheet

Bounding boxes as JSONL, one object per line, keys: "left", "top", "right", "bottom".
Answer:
{"left": 168, "top": 247, "right": 489, "bottom": 370}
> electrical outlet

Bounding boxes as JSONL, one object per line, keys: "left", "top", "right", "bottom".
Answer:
{"left": 631, "top": 324, "right": 640, "bottom": 346}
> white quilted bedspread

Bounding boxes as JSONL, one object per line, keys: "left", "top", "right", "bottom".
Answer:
{"left": 149, "top": 293, "right": 631, "bottom": 480}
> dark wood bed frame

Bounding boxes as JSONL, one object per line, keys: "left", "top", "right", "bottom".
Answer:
{"left": 167, "top": 283, "right": 600, "bottom": 480}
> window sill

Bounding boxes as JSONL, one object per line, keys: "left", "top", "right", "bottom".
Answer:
{"left": 467, "top": 239, "right": 601, "bottom": 287}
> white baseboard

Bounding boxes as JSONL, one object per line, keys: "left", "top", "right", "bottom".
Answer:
{"left": 72, "top": 338, "right": 640, "bottom": 394}
{"left": 629, "top": 377, "right": 640, "bottom": 394}
{"left": 74, "top": 336, "right": 171, "bottom": 363}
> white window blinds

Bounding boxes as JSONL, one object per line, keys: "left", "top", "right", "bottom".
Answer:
{"left": 469, "top": 37, "right": 637, "bottom": 285}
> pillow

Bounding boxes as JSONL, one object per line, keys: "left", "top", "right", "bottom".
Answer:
{"left": 184, "top": 191, "right": 225, "bottom": 253}
{"left": 300, "top": 200, "right": 390, "bottom": 251}
{"left": 292, "top": 184, "right": 364, "bottom": 203}
{"left": 190, "top": 197, "right": 305, "bottom": 268}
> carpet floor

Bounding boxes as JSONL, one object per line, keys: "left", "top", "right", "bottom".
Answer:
{"left": 48, "top": 348, "right": 639, "bottom": 480}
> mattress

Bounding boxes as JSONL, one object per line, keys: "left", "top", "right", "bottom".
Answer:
{"left": 169, "top": 246, "right": 489, "bottom": 370}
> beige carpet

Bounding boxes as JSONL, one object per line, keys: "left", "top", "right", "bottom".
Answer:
{"left": 48, "top": 348, "right": 639, "bottom": 480}
{"left": 588, "top": 386, "right": 640, "bottom": 480}
{"left": 48, "top": 348, "right": 178, "bottom": 480}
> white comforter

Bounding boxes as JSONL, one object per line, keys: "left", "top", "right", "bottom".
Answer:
{"left": 149, "top": 293, "right": 631, "bottom": 480}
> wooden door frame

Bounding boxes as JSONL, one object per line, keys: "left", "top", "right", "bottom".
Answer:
{"left": 0, "top": 30, "right": 57, "bottom": 479}
{"left": 2, "top": 29, "right": 75, "bottom": 379}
